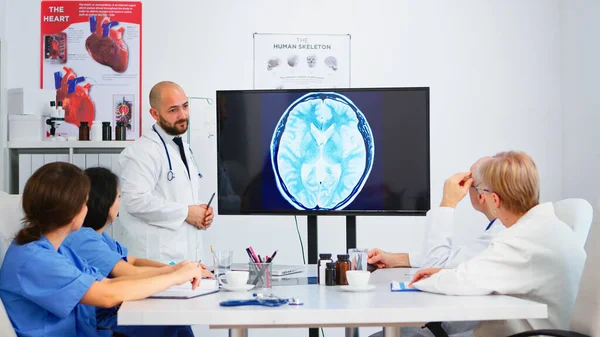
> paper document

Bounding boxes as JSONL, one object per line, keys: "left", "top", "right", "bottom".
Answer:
{"left": 150, "top": 279, "right": 219, "bottom": 299}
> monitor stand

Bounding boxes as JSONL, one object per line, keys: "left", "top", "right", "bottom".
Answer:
{"left": 307, "top": 215, "right": 358, "bottom": 337}
{"left": 307, "top": 215, "right": 357, "bottom": 264}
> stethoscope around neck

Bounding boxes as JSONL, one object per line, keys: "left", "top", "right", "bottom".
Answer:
{"left": 152, "top": 124, "right": 202, "bottom": 182}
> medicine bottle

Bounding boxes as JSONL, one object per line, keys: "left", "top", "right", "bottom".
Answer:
{"left": 336, "top": 254, "right": 350, "bottom": 286}
{"left": 116, "top": 121, "right": 126, "bottom": 141}
{"left": 91, "top": 121, "right": 103, "bottom": 141}
{"left": 318, "top": 253, "right": 333, "bottom": 285}
{"left": 102, "top": 122, "right": 112, "bottom": 141}
{"left": 325, "top": 262, "right": 336, "bottom": 286}
{"left": 79, "top": 121, "right": 90, "bottom": 141}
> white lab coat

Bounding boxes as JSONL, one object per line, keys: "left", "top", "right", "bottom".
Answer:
{"left": 409, "top": 207, "right": 505, "bottom": 268}
{"left": 115, "top": 124, "right": 205, "bottom": 264}
{"left": 413, "top": 202, "right": 586, "bottom": 337}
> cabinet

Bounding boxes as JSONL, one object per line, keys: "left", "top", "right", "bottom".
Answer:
{"left": 7, "top": 141, "right": 131, "bottom": 194}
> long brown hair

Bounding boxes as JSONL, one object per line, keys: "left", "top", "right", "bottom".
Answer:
{"left": 15, "top": 162, "right": 90, "bottom": 245}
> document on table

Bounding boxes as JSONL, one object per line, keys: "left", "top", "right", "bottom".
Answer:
{"left": 149, "top": 279, "right": 219, "bottom": 299}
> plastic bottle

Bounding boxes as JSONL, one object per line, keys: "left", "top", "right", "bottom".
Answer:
{"left": 79, "top": 121, "right": 90, "bottom": 141}
{"left": 325, "top": 262, "right": 337, "bottom": 286}
{"left": 91, "top": 121, "right": 102, "bottom": 141}
{"left": 336, "top": 254, "right": 350, "bottom": 286}
{"left": 116, "top": 121, "right": 126, "bottom": 140}
{"left": 318, "top": 253, "right": 333, "bottom": 286}
{"left": 102, "top": 122, "right": 112, "bottom": 141}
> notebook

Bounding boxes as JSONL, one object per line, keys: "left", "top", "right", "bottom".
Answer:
{"left": 390, "top": 281, "right": 422, "bottom": 292}
{"left": 149, "top": 279, "right": 220, "bottom": 299}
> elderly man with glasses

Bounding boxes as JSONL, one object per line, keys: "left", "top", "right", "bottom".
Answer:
{"left": 368, "top": 156, "right": 505, "bottom": 270}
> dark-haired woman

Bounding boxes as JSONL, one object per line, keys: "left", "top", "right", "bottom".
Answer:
{"left": 62, "top": 166, "right": 212, "bottom": 336}
{"left": 0, "top": 162, "right": 205, "bottom": 337}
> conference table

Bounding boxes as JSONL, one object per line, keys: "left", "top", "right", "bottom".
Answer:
{"left": 118, "top": 266, "right": 547, "bottom": 337}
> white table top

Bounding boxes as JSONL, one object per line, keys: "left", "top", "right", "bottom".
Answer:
{"left": 118, "top": 267, "right": 547, "bottom": 328}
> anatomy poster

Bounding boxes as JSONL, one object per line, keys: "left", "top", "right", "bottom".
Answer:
{"left": 40, "top": 1, "right": 142, "bottom": 140}
{"left": 253, "top": 33, "right": 351, "bottom": 90}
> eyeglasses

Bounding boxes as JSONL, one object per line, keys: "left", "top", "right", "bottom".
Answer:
{"left": 472, "top": 185, "right": 494, "bottom": 195}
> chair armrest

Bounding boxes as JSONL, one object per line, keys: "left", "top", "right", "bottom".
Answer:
{"left": 508, "top": 329, "right": 590, "bottom": 337}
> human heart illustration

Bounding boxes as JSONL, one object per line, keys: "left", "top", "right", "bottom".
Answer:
{"left": 54, "top": 67, "right": 95, "bottom": 126}
{"left": 85, "top": 15, "right": 129, "bottom": 73}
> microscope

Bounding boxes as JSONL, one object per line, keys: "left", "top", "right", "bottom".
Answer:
{"left": 45, "top": 101, "right": 65, "bottom": 139}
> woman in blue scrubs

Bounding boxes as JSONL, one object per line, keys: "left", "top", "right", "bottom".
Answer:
{"left": 0, "top": 162, "right": 205, "bottom": 337}
{"left": 62, "top": 166, "right": 212, "bottom": 336}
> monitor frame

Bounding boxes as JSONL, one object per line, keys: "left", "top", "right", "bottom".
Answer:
{"left": 215, "top": 86, "right": 431, "bottom": 216}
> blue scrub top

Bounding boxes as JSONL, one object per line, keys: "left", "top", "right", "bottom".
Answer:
{"left": 62, "top": 227, "right": 131, "bottom": 332}
{"left": 0, "top": 236, "right": 103, "bottom": 337}
{"left": 62, "top": 228, "right": 128, "bottom": 278}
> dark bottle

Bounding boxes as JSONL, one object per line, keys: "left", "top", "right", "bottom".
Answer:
{"left": 317, "top": 253, "right": 333, "bottom": 285}
{"left": 336, "top": 254, "right": 350, "bottom": 286}
{"left": 116, "top": 121, "right": 126, "bottom": 141}
{"left": 102, "top": 122, "right": 112, "bottom": 141}
{"left": 79, "top": 121, "right": 90, "bottom": 141}
{"left": 325, "top": 262, "right": 337, "bottom": 286}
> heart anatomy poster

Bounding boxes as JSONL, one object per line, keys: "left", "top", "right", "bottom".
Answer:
{"left": 253, "top": 33, "right": 351, "bottom": 90}
{"left": 40, "top": 1, "right": 142, "bottom": 140}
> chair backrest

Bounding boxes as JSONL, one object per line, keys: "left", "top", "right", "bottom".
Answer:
{"left": 570, "top": 198, "right": 600, "bottom": 336}
{"left": 553, "top": 198, "right": 594, "bottom": 248}
{"left": 0, "top": 297, "right": 16, "bottom": 337}
{"left": 0, "top": 192, "right": 23, "bottom": 266}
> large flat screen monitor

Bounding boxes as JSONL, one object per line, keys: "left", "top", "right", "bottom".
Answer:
{"left": 216, "top": 87, "right": 430, "bottom": 215}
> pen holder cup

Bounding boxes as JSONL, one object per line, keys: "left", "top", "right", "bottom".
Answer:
{"left": 249, "top": 262, "right": 272, "bottom": 293}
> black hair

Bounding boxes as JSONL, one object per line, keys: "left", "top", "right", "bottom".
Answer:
{"left": 82, "top": 167, "right": 119, "bottom": 231}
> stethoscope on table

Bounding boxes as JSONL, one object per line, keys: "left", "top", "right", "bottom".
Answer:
{"left": 152, "top": 125, "right": 203, "bottom": 182}
{"left": 220, "top": 293, "right": 304, "bottom": 307}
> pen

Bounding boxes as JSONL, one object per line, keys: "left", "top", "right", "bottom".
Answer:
{"left": 267, "top": 250, "right": 278, "bottom": 263}
{"left": 206, "top": 192, "right": 216, "bottom": 208}
{"left": 245, "top": 248, "right": 256, "bottom": 263}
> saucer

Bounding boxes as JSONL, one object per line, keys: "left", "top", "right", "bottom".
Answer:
{"left": 340, "top": 284, "right": 376, "bottom": 292}
{"left": 221, "top": 284, "right": 255, "bottom": 292}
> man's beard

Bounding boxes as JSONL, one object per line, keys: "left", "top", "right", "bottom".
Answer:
{"left": 158, "top": 115, "right": 188, "bottom": 136}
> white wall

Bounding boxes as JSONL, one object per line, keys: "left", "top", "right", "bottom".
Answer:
{"left": 0, "top": 0, "right": 6, "bottom": 40}
{"left": 561, "top": 0, "right": 600, "bottom": 213}
{"left": 3, "top": 0, "right": 568, "bottom": 336}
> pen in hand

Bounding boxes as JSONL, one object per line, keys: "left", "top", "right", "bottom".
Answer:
{"left": 206, "top": 192, "right": 216, "bottom": 208}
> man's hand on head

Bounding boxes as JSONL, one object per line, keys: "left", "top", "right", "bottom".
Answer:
{"left": 440, "top": 172, "right": 473, "bottom": 208}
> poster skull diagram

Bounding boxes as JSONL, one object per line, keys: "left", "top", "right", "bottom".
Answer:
{"left": 40, "top": 1, "right": 142, "bottom": 140}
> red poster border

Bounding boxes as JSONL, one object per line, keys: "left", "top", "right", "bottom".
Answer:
{"left": 39, "top": 0, "right": 143, "bottom": 138}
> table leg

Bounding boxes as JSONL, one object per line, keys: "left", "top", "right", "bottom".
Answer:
{"left": 345, "top": 327, "right": 359, "bottom": 337}
{"left": 229, "top": 328, "right": 248, "bottom": 337}
{"left": 383, "top": 326, "right": 401, "bottom": 337}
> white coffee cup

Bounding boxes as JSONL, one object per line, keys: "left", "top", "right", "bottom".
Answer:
{"left": 218, "top": 270, "right": 249, "bottom": 287}
{"left": 346, "top": 270, "right": 370, "bottom": 288}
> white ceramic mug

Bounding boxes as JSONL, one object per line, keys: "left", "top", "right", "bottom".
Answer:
{"left": 218, "top": 270, "right": 249, "bottom": 287}
{"left": 346, "top": 270, "right": 370, "bottom": 288}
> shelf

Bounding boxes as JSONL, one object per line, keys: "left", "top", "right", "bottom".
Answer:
{"left": 7, "top": 141, "right": 133, "bottom": 149}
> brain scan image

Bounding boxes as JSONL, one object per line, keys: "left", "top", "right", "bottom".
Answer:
{"left": 270, "top": 92, "right": 375, "bottom": 210}
{"left": 306, "top": 55, "right": 317, "bottom": 68}
{"left": 324, "top": 56, "right": 338, "bottom": 71}
{"left": 287, "top": 54, "right": 299, "bottom": 67}
{"left": 267, "top": 57, "right": 281, "bottom": 71}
